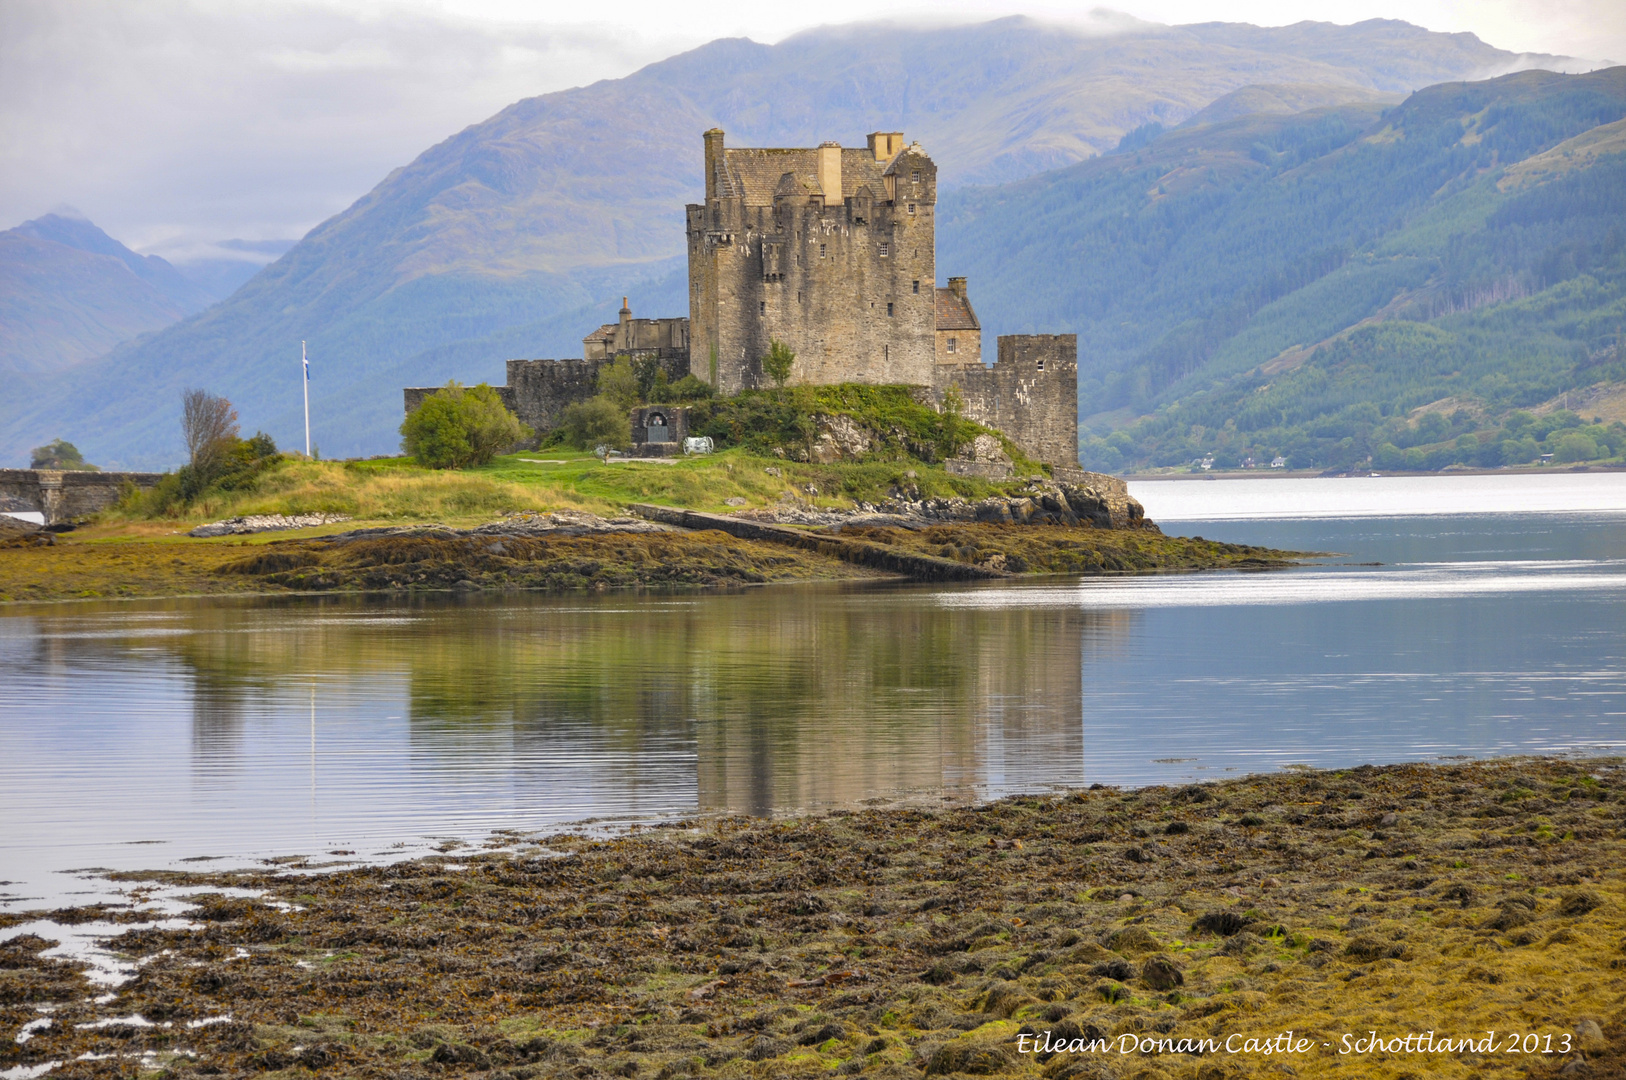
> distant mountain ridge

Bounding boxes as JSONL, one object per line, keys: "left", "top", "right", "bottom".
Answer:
{"left": 0, "top": 16, "right": 1563, "bottom": 468}
{"left": 0, "top": 212, "right": 215, "bottom": 377}
{"left": 935, "top": 66, "right": 1626, "bottom": 471}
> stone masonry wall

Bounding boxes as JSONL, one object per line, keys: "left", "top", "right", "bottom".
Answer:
{"left": 404, "top": 354, "right": 687, "bottom": 439}
{"left": 689, "top": 139, "right": 938, "bottom": 393}
{"left": 0, "top": 469, "right": 163, "bottom": 525}
{"left": 933, "top": 334, "right": 1079, "bottom": 470}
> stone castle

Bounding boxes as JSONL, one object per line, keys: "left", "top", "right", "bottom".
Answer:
{"left": 406, "top": 129, "right": 1077, "bottom": 471}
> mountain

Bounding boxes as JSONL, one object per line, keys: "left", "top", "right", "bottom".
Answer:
{"left": 0, "top": 16, "right": 1563, "bottom": 469}
{"left": 0, "top": 211, "right": 215, "bottom": 376}
{"left": 936, "top": 66, "right": 1626, "bottom": 472}
{"left": 168, "top": 240, "right": 300, "bottom": 303}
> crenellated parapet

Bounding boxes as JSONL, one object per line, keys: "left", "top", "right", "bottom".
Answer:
{"left": 933, "top": 334, "right": 1079, "bottom": 473}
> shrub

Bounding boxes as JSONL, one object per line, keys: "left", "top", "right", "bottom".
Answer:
{"left": 559, "top": 395, "right": 630, "bottom": 451}
{"left": 400, "top": 382, "right": 531, "bottom": 468}
{"left": 667, "top": 374, "right": 716, "bottom": 402}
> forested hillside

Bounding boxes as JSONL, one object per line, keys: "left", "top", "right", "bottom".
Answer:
{"left": 940, "top": 67, "right": 1626, "bottom": 472}
{"left": 0, "top": 17, "right": 1549, "bottom": 469}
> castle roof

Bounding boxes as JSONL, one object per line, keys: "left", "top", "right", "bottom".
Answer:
{"left": 935, "top": 287, "right": 979, "bottom": 331}
{"left": 721, "top": 147, "right": 917, "bottom": 206}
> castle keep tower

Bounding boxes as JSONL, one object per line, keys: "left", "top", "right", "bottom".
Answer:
{"left": 688, "top": 129, "right": 938, "bottom": 392}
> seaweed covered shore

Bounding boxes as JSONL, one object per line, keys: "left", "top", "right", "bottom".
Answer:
{"left": 0, "top": 519, "right": 1296, "bottom": 603}
{"left": 2, "top": 758, "right": 1621, "bottom": 1079}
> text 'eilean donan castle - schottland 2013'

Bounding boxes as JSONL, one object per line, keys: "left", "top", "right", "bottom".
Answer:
{"left": 406, "top": 129, "right": 1080, "bottom": 472}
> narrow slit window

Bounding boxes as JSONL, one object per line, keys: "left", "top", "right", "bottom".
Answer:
{"left": 820, "top": 242, "right": 827, "bottom": 257}
{"left": 887, "top": 302, "right": 894, "bottom": 317}
{"left": 760, "top": 301, "right": 766, "bottom": 315}
{"left": 912, "top": 280, "right": 920, "bottom": 294}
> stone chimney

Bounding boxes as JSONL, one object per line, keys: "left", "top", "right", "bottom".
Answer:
{"left": 617, "top": 296, "right": 631, "bottom": 351}
{"left": 817, "top": 141, "right": 842, "bottom": 205}
{"left": 703, "top": 128, "right": 725, "bottom": 201}
{"left": 867, "top": 132, "right": 904, "bottom": 161}
{"left": 948, "top": 277, "right": 968, "bottom": 300}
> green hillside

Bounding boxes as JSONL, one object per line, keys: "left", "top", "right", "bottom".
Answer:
{"left": 0, "top": 17, "right": 1547, "bottom": 469}
{"left": 939, "top": 67, "right": 1626, "bottom": 472}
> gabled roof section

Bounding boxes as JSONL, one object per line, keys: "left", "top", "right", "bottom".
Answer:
{"left": 722, "top": 146, "right": 923, "bottom": 206}
{"left": 882, "top": 144, "right": 930, "bottom": 175}
{"left": 935, "top": 288, "right": 979, "bottom": 331}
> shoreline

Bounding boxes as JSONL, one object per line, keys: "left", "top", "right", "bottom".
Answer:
{"left": 3, "top": 756, "right": 1619, "bottom": 1078}
{"left": 0, "top": 521, "right": 1300, "bottom": 605}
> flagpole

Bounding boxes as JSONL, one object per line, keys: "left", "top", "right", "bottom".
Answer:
{"left": 302, "top": 340, "right": 310, "bottom": 457}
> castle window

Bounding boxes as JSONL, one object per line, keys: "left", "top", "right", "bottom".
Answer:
{"left": 947, "top": 337, "right": 957, "bottom": 353}
{"left": 820, "top": 243, "right": 827, "bottom": 257}
{"left": 760, "top": 301, "right": 766, "bottom": 316}
{"left": 1037, "top": 359, "right": 1045, "bottom": 371}
{"left": 907, "top": 203, "right": 916, "bottom": 215}
{"left": 879, "top": 242, "right": 889, "bottom": 257}
{"left": 887, "top": 302, "right": 894, "bottom": 317}
{"left": 911, "top": 170, "right": 920, "bottom": 183}
{"left": 912, "top": 280, "right": 920, "bottom": 294}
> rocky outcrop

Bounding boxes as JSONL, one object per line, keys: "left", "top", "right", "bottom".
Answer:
{"left": 945, "top": 433, "right": 1014, "bottom": 479}
{"left": 189, "top": 513, "right": 351, "bottom": 537}
{"left": 738, "top": 474, "right": 1154, "bottom": 532}
{"left": 809, "top": 414, "right": 873, "bottom": 463}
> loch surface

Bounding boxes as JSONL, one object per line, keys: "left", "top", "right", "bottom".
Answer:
{"left": 2, "top": 472, "right": 1623, "bottom": 911}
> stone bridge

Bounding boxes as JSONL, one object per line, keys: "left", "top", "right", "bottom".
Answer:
{"left": 0, "top": 469, "right": 164, "bottom": 526}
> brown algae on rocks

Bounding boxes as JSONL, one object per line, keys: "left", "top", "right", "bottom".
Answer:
{"left": 1, "top": 757, "right": 1621, "bottom": 1078}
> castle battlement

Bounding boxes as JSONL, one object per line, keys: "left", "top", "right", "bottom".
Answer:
{"left": 688, "top": 129, "right": 938, "bottom": 392}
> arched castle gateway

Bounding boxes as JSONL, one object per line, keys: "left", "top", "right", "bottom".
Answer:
{"left": 405, "top": 129, "right": 1079, "bottom": 473}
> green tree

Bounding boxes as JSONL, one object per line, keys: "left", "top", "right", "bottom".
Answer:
{"left": 597, "top": 358, "right": 640, "bottom": 412}
{"left": 29, "top": 439, "right": 96, "bottom": 471}
{"left": 400, "top": 381, "right": 531, "bottom": 468}
{"left": 1553, "top": 431, "right": 1600, "bottom": 463}
{"left": 559, "top": 396, "right": 630, "bottom": 451}
{"left": 761, "top": 339, "right": 795, "bottom": 387}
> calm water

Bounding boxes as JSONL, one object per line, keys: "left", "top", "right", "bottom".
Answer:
{"left": 1, "top": 472, "right": 1624, "bottom": 912}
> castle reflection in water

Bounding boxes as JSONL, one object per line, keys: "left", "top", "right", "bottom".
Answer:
{"left": 17, "top": 587, "right": 1124, "bottom": 826}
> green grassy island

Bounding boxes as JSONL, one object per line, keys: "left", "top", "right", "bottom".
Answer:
{"left": 0, "top": 385, "right": 1302, "bottom": 603}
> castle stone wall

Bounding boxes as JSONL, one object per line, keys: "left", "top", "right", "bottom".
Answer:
{"left": 689, "top": 133, "right": 938, "bottom": 393}
{"left": 0, "top": 469, "right": 163, "bottom": 525}
{"left": 404, "top": 354, "right": 687, "bottom": 440}
{"left": 934, "top": 334, "right": 1078, "bottom": 470}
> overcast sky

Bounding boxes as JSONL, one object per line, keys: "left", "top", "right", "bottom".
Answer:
{"left": 2, "top": 0, "right": 1620, "bottom": 264}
